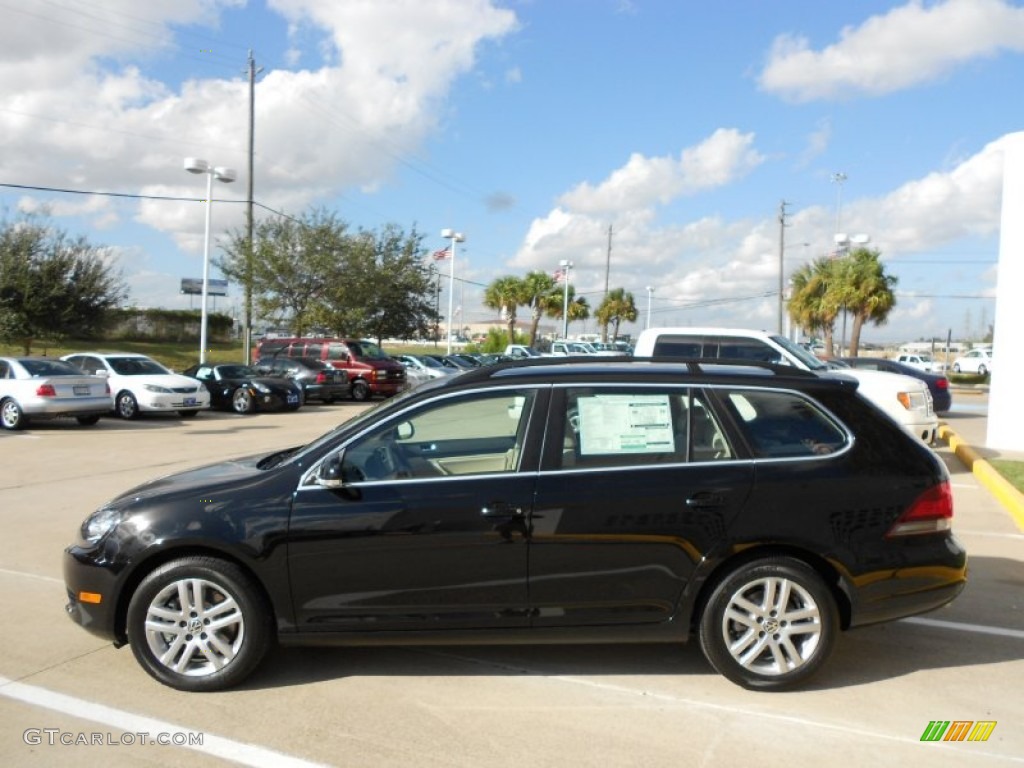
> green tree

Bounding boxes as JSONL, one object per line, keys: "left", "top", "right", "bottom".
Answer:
{"left": 0, "top": 215, "right": 127, "bottom": 354}
{"left": 542, "top": 284, "right": 590, "bottom": 337}
{"left": 330, "top": 225, "right": 435, "bottom": 345}
{"left": 219, "top": 208, "right": 345, "bottom": 336}
{"left": 788, "top": 257, "right": 842, "bottom": 355}
{"left": 843, "top": 248, "right": 897, "bottom": 357}
{"left": 483, "top": 276, "right": 528, "bottom": 345}
{"left": 595, "top": 288, "right": 637, "bottom": 342}
{"left": 521, "top": 270, "right": 559, "bottom": 345}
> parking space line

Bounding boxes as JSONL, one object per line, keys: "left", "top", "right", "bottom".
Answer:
{"left": 0, "top": 676, "right": 328, "bottom": 768}
{"left": 0, "top": 567, "right": 62, "bottom": 584}
{"left": 902, "top": 616, "right": 1024, "bottom": 640}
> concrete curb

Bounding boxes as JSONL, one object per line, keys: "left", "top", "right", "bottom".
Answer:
{"left": 939, "top": 424, "right": 1024, "bottom": 532}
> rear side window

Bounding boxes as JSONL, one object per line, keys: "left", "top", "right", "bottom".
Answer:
{"left": 723, "top": 390, "right": 847, "bottom": 458}
{"left": 651, "top": 338, "right": 703, "bottom": 357}
{"left": 716, "top": 339, "right": 783, "bottom": 364}
{"left": 558, "top": 388, "right": 733, "bottom": 469}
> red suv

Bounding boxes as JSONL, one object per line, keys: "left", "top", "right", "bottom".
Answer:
{"left": 255, "top": 338, "right": 405, "bottom": 401}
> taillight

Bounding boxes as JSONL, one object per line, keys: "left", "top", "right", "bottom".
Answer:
{"left": 316, "top": 372, "right": 328, "bottom": 384}
{"left": 36, "top": 384, "right": 56, "bottom": 397}
{"left": 886, "top": 482, "right": 953, "bottom": 537}
{"left": 936, "top": 378, "right": 949, "bottom": 390}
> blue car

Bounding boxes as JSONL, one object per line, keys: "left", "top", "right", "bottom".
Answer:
{"left": 837, "top": 357, "right": 952, "bottom": 414}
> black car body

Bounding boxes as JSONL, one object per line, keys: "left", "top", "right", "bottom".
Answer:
{"left": 182, "top": 363, "right": 303, "bottom": 414}
{"left": 837, "top": 356, "right": 952, "bottom": 414}
{"left": 255, "top": 356, "right": 351, "bottom": 403}
{"left": 64, "top": 359, "right": 966, "bottom": 692}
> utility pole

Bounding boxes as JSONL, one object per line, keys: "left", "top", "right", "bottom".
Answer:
{"left": 604, "top": 224, "right": 612, "bottom": 298}
{"left": 243, "top": 50, "right": 263, "bottom": 364}
{"left": 777, "top": 200, "right": 789, "bottom": 335}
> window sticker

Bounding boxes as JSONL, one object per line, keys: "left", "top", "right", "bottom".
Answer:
{"left": 577, "top": 394, "right": 675, "bottom": 454}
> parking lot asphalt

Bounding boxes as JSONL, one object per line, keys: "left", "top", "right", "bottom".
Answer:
{"left": 0, "top": 401, "right": 1021, "bottom": 767}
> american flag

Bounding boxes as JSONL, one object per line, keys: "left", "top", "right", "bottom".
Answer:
{"left": 432, "top": 246, "right": 451, "bottom": 260}
{"left": 552, "top": 268, "right": 565, "bottom": 282}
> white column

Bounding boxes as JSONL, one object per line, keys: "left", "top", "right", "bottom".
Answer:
{"left": 987, "top": 131, "right": 1024, "bottom": 451}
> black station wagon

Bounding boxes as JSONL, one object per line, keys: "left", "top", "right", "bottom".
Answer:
{"left": 64, "top": 359, "right": 967, "bottom": 691}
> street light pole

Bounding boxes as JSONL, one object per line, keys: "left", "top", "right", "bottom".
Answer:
{"left": 441, "top": 228, "right": 464, "bottom": 354}
{"left": 559, "top": 259, "right": 573, "bottom": 339}
{"left": 185, "top": 158, "right": 236, "bottom": 364}
{"left": 645, "top": 285, "right": 653, "bottom": 329}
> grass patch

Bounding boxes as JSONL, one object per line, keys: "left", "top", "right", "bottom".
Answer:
{"left": 947, "top": 372, "right": 990, "bottom": 385}
{"left": 990, "top": 459, "right": 1024, "bottom": 495}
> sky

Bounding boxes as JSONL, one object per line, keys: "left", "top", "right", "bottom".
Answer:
{"left": 1, "top": 0, "right": 1021, "bottom": 344}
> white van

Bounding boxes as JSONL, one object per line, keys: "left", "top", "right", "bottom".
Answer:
{"left": 634, "top": 327, "right": 937, "bottom": 444}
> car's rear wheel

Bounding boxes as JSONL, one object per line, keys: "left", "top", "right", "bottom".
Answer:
{"left": 76, "top": 415, "right": 101, "bottom": 426}
{"left": 351, "top": 380, "right": 370, "bottom": 401}
{"left": 116, "top": 391, "right": 139, "bottom": 420}
{"left": 698, "top": 557, "right": 837, "bottom": 690}
{"left": 126, "top": 557, "right": 273, "bottom": 692}
{"left": 1, "top": 399, "right": 26, "bottom": 430}
{"left": 977, "top": 364, "right": 987, "bottom": 376}
{"left": 232, "top": 388, "right": 254, "bottom": 414}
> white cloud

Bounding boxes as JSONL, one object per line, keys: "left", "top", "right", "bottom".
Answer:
{"left": 558, "top": 129, "right": 764, "bottom": 215}
{"left": 760, "top": 0, "right": 1024, "bottom": 102}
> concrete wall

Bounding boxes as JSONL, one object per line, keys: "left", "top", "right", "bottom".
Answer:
{"left": 987, "top": 131, "right": 1024, "bottom": 451}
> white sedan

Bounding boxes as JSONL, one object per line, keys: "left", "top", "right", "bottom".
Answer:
{"left": 952, "top": 349, "right": 993, "bottom": 375}
{"left": 0, "top": 357, "right": 110, "bottom": 430}
{"left": 62, "top": 352, "right": 211, "bottom": 419}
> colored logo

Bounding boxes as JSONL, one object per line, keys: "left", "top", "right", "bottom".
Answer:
{"left": 920, "top": 721, "right": 997, "bottom": 742}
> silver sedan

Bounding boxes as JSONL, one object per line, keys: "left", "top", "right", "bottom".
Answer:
{"left": 0, "top": 357, "right": 110, "bottom": 430}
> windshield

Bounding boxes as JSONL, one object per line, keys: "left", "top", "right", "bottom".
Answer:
{"left": 108, "top": 357, "right": 172, "bottom": 375}
{"left": 420, "top": 356, "right": 446, "bottom": 369}
{"left": 768, "top": 335, "right": 828, "bottom": 371}
{"left": 347, "top": 340, "right": 388, "bottom": 360}
{"left": 218, "top": 365, "right": 257, "bottom": 378}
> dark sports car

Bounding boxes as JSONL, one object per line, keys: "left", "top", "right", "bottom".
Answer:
{"left": 837, "top": 356, "right": 952, "bottom": 414}
{"left": 182, "top": 364, "right": 303, "bottom": 414}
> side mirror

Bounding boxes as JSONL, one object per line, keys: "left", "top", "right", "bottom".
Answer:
{"left": 317, "top": 453, "right": 345, "bottom": 489}
{"left": 396, "top": 421, "right": 414, "bottom": 440}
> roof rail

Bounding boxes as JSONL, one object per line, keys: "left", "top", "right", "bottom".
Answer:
{"left": 458, "top": 355, "right": 825, "bottom": 381}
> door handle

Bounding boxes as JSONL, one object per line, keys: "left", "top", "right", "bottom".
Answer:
{"left": 685, "top": 491, "right": 725, "bottom": 509}
{"left": 481, "top": 502, "right": 524, "bottom": 518}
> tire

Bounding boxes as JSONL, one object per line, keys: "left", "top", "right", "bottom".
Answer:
{"left": 977, "top": 365, "right": 987, "bottom": 376}
{"left": 232, "top": 388, "right": 255, "bottom": 414}
{"left": 1, "top": 399, "right": 26, "bottom": 430}
{"left": 126, "top": 557, "right": 273, "bottom": 692}
{"left": 698, "top": 557, "right": 838, "bottom": 691}
{"left": 351, "top": 380, "right": 371, "bottom": 402}
{"left": 76, "top": 415, "right": 101, "bottom": 426}
{"left": 116, "top": 390, "right": 139, "bottom": 420}
{"left": 178, "top": 410, "right": 200, "bottom": 418}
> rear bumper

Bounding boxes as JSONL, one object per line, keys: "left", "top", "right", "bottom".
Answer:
{"left": 21, "top": 396, "right": 111, "bottom": 418}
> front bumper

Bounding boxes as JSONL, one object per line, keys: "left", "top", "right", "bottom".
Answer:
{"left": 63, "top": 545, "right": 123, "bottom": 643}
{"left": 136, "top": 391, "right": 211, "bottom": 412}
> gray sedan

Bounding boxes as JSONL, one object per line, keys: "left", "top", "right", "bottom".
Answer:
{"left": 0, "top": 357, "right": 110, "bottom": 430}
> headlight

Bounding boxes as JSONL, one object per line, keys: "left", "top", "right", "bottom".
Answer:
{"left": 143, "top": 384, "right": 172, "bottom": 393}
{"left": 252, "top": 382, "right": 271, "bottom": 393}
{"left": 80, "top": 506, "right": 122, "bottom": 544}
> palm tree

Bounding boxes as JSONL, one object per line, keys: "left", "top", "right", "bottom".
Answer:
{"left": 595, "top": 288, "right": 638, "bottom": 343}
{"left": 483, "top": 275, "right": 528, "bottom": 345}
{"left": 788, "top": 257, "right": 842, "bottom": 355}
{"left": 542, "top": 285, "right": 590, "bottom": 336}
{"left": 843, "top": 248, "right": 897, "bottom": 356}
{"left": 521, "top": 271, "right": 558, "bottom": 345}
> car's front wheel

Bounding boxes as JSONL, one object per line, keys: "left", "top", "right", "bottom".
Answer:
{"left": 977, "top": 364, "right": 987, "bottom": 376}
{"left": 698, "top": 557, "right": 837, "bottom": 691}
{"left": 232, "top": 388, "right": 255, "bottom": 414}
{"left": 126, "top": 557, "right": 273, "bottom": 692}
{"left": 116, "top": 391, "right": 139, "bottom": 420}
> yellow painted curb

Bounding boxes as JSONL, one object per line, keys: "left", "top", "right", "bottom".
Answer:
{"left": 939, "top": 425, "right": 1024, "bottom": 532}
